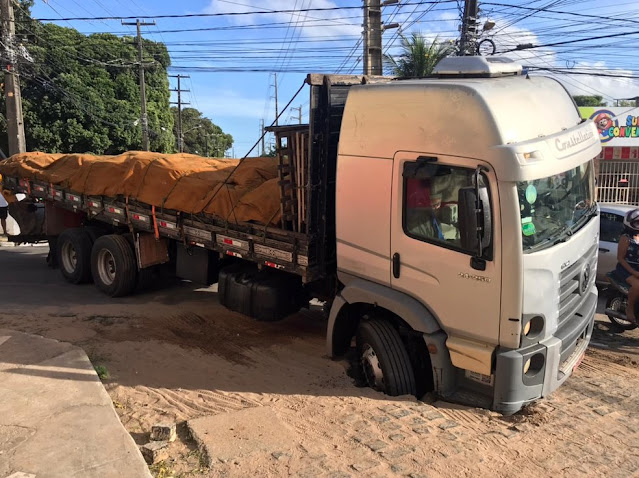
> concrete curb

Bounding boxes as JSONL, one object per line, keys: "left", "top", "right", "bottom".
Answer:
{"left": 0, "top": 329, "right": 151, "bottom": 478}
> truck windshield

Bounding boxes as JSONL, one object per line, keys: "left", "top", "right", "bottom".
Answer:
{"left": 519, "top": 162, "right": 595, "bottom": 252}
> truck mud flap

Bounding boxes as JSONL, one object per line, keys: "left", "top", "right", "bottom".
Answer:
{"left": 218, "top": 264, "right": 305, "bottom": 322}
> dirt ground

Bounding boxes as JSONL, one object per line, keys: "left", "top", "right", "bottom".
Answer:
{"left": 1, "top": 245, "right": 638, "bottom": 478}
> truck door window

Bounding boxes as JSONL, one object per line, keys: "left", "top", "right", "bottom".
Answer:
{"left": 403, "top": 163, "right": 485, "bottom": 254}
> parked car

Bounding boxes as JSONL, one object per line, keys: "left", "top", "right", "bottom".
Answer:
{"left": 597, "top": 203, "right": 636, "bottom": 284}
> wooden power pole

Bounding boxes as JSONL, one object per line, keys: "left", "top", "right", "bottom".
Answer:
{"left": 1, "top": 0, "right": 26, "bottom": 155}
{"left": 170, "top": 74, "right": 190, "bottom": 152}
{"left": 122, "top": 19, "right": 155, "bottom": 151}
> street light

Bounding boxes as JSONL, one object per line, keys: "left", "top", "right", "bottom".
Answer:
{"left": 179, "top": 124, "right": 204, "bottom": 153}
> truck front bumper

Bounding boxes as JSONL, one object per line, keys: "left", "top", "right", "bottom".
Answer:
{"left": 492, "top": 289, "right": 597, "bottom": 415}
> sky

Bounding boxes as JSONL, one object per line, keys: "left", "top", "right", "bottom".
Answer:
{"left": 30, "top": 0, "right": 639, "bottom": 157}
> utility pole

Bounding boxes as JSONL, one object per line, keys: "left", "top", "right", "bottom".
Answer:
{"left": 271, "top": 73, "right": 279, "bottom": 126}
{"left": 291, "top": 105, "right": 302, "bottom": 124}
{"left": 459, "top": 0, "right": 479, "bottom": 56}
{"left": 1, "top": 0, "right": 26, "bottom": 155}
{"left": 122, "top": 19, "right": 155, "bottom": 151}
{"left": 169, "top": 74, "right": 190, "bottom": 152}
{"left": 363, "top": 0, "right": 399, "bottom": 75}
{"left": 260, "top": 119, "right": 265, "bottom": 156}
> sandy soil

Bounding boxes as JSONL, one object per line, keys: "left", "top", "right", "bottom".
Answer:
{"left": 1, "top": 246, "right": 638, "bottom": 477}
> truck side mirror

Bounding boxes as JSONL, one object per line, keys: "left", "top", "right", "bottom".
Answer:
{"left": 458, "top": 182, "right": 492, "bottom": 260}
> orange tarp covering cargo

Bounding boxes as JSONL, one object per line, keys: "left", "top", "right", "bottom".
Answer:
{"left": 0, "top": 151, "right": 282, "bottom": 226}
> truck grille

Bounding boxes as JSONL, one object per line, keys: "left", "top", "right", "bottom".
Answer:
{"left": 558, "top": 244, "right": 597, "bottom": 328}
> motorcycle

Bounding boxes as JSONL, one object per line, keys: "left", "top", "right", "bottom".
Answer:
{"left": 604, "top": 272, "right": 639, "bottom": 331}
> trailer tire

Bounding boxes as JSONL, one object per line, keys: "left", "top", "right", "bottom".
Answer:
{"left": 356, "top": 319, "right": 417, "bottom": 397}
{"left": 56, "top": 228, "right": 93, "bottom": 284}
{"left": 91, "top": 234, "right": 137, "bottom": 297}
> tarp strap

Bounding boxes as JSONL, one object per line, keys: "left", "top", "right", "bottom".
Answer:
{"left": 152, "top": 205, "right": 160, "bottom": 240}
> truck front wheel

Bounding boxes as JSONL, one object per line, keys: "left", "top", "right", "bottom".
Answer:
{"left": 56, "top": 228, "right": 93, "bottom": 284}
{"left": 91, "top": 234, "right": 137, "bottom": 297}
{"left": 357, "top": 319, "right": 417, "bottom": 397}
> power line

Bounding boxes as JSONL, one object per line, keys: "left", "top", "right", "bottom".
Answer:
{"left": 31, "top": 2, "right": 457, "bottom": 22}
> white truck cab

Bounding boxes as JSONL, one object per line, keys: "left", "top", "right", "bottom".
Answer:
{"left": 328, "top": 57, "right": 600, "bottom": 414}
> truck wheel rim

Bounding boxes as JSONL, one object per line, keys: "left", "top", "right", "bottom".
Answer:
{"left": 361, "top": 344, "right": 385, "bottom": 392}
{"left": 97, "top": 249, "right": 116, "bottom": 286}
{"left": 61, "top": 242, "right": 77, "bottom": 273}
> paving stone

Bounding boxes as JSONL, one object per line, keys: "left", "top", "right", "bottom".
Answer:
{"left": 341, "top": 415, "right": 359, "bottom": 425}
{"left": 351, "top": 460, "right": 379, "bottom": 472}
{"left": 327, "top": 472, "right": 352, "bottom": 478}
{"left": 380, "top": 446, "right": 412, "bottom": 459}
{"left": 271, "top": 451, "right": 290, "bottom": 461}
{"left": 422, "top": 410, "right": 444, "bottom": 421}
{"left": 371, "top": 415, "right": 390, "bottom": 424}
{"left": 297, "top": 468, "right": 323, "bottom": 478}
{"left": 594, "top": 407, "right": 612, "bottom": 416}
{"left": 389, "top": 433, "right": 407, "bottom": 442}
{"left": 150, "top": 423, "right": 176, "bottom": 442}
{"left": 379, "top": 421, "right": 402, "bottom": 432}
{"left": 364, "top": 439, "right": 389, "bottom": 452}
{"left": 140, "top": 440, "right": 170, "bottom": 465}
{"left": 353, "top": 420, "right": 371, "bottom": 431}
{"left": 388, "top": 408, "right": 412, "bottom": 419}
{"left": 439, "top": 432, "right": 458, "bottom": 441}
{"left": 412, "top": 425, "right": 430, "bottom": 435}
{"left": 410, "top": 417, "right": 427, "bottom": 426}
{"left": 379, "top": 404, "right": 400, "bottom": 413}
{"left": 390, "top": 463, "right": 406, "bottom": 473}
{"left": 438, "top": 420, "right": 459, "bottom": 430}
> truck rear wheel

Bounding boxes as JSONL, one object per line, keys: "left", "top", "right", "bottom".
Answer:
{"left": 356, "top": 319, "right": 417, "bottom": 397}
{"left": 56, "top": 228, "right": 93, "bottom": 284}
{"left": 91, "top": 234, "right": 137, "bottom": 297}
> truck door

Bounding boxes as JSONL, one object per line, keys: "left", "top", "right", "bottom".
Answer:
{"left": 390, "top": 152, "right": 502, "bottom": 345}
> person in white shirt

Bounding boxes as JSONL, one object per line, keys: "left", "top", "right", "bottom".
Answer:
{"left": 0, "top": 188, "right": 8, "bottom": 235}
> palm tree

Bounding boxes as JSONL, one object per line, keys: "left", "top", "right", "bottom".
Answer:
{"left": 383, "top": 33, "right": 454, "bottom": 78}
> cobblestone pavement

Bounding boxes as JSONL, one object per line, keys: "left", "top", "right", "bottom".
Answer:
{"left": 199, "top": 348, "right": 639, "bottom": 478}
{"left": 0, "top": 247, "right": 638, "bottom": 477}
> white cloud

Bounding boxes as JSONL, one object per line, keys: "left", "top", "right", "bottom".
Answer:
{"left": 203, "top": 0, "right": 361, "bottom": 38}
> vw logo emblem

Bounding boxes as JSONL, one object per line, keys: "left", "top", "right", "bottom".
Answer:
{"left": 580, "top": 263, "right": 591, "bottom": 295}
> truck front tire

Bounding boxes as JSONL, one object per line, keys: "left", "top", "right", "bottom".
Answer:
{"left": 357, "top": 319, "right": 417, "bottom": 397}
{"left": 56, "top": 228, "right": 93, "bottom": 284}
{"left": 91, "top": 234, "right": 138, "bottom": 297}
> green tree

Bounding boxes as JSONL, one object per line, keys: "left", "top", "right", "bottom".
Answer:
{"left": 0, "top": 3, "right": 175, "bottom": 154}
{"left": 171, "top": 107, "right": 233, "bottom": 157}
{"left": 383, "top": 34, "right": 454, "bottom": 78}
{"left": 572, "top": 95, "right": 607, "bottom": 107}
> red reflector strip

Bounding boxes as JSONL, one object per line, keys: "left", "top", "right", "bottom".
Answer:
{"left": 107, "top": 206, "right": 123, "bottom": 215}
{"left": 226, "top": 250, "right": 242, "bottom": 258}
{"left": 88, "top": 200, "right": 101, "bottom": 208}
{"left": 223, "top": 238, "right": 233, "bottom": 245}
{"left": 131, "top": 214, "right": 149, "bottom": 222}
{"left": 264, "top": 261, "right": 284, "bottom": 270}
{"left": 158, "top": 220, "right": 176, "bottom": 229}
{"left": 34, "top": 185, "right": 45, "bottom": 192}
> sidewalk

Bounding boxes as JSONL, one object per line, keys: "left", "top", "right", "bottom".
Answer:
{"left": 0, "top": 329, "right": 151, "bottom": 478}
